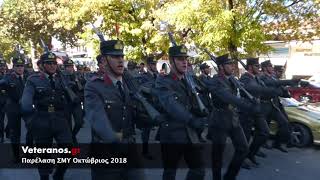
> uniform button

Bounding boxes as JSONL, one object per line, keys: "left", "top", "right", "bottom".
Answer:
{"left": 51, "top": 97, "right": 54, "bottom": 100}
{"left": 122, "top": 117, "right": 125, "bottom": 120}
{"left": 107, "top": 105, "right": 111, "bottom": 109}
{"left": 52, "top": 90, "right": 55, "bottom": 92}
{"left": 175, "top": 97, "right": 178, "bottom": 100}
{"left": 123, "top": 106, "right": 126, "bottom": 110}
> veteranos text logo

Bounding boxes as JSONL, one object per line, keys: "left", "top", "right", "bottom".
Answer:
{"left": 22, "top": 146, "right": 70, "bottom": 154}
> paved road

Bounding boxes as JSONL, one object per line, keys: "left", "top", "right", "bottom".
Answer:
{"left": 0, "top": 119, "right": 319, "bottom": 180}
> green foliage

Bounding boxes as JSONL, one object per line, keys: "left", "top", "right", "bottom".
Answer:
{"left": 0, "top": 0, "right": 319, "bottom": 62}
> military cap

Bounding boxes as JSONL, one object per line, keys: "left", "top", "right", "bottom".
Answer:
{"left": 40, "top": 52, "right": 57, "bottom": 63}
{"left": 146, "top": 56, "right": 156, "bottom": 64}
{"left": 76, "top": 64, "right": 84, "bottom": 69}
{"left": 100, "top": 40, "right": 124, "bottom": 56}
{"left": 12, "top": 57, "right": 25, "bottom": 65}
{"left": 169, "top": 45, "right": 188, "bottom": 57}
{"left": 261, "top": 60, "right": 272, "bottom": 68}
{"left": 64, "top": 58, "right": 74, "bottom": 66}
{"left": 246, "top": 57, "right": 259, "bottom": 66}
{"left": 216, "top": 54, "right": 233, "bottom": 66}
{"left": 200, "top": 63, "right": 210, "bottom": 70}
{"left": 127, "top": 61, "right": 137, "bottom": 69}
{"left": 274, "top": 65, "right": 284, "bottom": 71}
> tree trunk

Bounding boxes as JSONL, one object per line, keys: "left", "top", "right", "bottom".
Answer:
{"left": 227, "top": 0, "right": 240, "bottom": 76}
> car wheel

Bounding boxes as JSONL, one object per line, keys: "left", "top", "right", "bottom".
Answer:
{"left": 290, "top": 123, "right": 312, "bottom": 147}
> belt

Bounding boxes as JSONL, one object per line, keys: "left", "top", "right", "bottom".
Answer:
{"left": 260, "top": 99, "right": 271, "bottom": 103}
{"left": 37, "top": 104, "right": 65, "bottom": 112}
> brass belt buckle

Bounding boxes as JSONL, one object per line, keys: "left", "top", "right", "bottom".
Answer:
{"left": 1, "top": 90, "right": 5, "bottom": 94}
{"left": 48, "top": 104, "right": 55, "bottom": 112}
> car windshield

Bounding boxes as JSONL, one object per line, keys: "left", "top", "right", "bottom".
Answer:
{"left": 281, "top": 98, "right": 303, "bottom": 107}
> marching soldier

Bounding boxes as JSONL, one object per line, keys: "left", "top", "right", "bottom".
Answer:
{"left": 0, "top": 58, "right": 8, "bottom": 143}
{"left": 63, "top": 59, "right": 84, "bottom": 144}
{"left": 139, "top": 62, "right": 146, "bottom": 74}
{"left": 136, "top": 56, "right": 159, "bottom": 160}
{"left": 85, "top": 40, "right": 149, "bottom": 180}
{"left": 204, "top": 54, "right": 260, "bottom": 180}
{"left": 0, "top": 57, "right": 27, "bottom": 162}
{"left": 154, "top": 45, "right": 206, "bottom": 180}
{"left": 199, "top": 63, "right": 211, "bottom": 82}
{"left": 259, "top": 60, "right": 299, "bottom": 152}
{"left": 239, "top": 58, "right": 282, "bottom": 167}
{"left": 21, "top": 52, "right": 74, "bottom": 180}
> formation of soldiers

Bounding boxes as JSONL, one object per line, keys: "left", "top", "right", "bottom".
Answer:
{"left": 0, "top": 38, "right": 304, "bottom": 180}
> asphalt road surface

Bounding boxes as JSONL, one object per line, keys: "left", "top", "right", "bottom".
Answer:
{"left": 0, "top": 119, "right": 319, "bottom": 180}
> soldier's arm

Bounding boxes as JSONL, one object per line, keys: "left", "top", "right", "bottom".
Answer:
{"left": 0, "top": 75, "right": 8, "bottom": 86}
{"left": 84, "top": 81, "right": 119, "bottom": 143}
{"left": 260, "top": 75, "right": 297, "bottom": 87}
{"left": 240, "top": 75, "right": 279, "bottom": 98}
{"left": 21, "top": 78, "right": 35, "bottom": 115}
{"left": 207, "top": 78, "right": 252, "bottom": 110}
{"left": 154, "top": 77, "right": 193, "bottom": 123}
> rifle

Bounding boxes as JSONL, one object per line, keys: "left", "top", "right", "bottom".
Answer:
{"left": 39, "top": 38, "right": 79, "bottom": 104}
{"left": 91, "top": 23, "right": 105, "bottom": 41}
{"left": 168, "top": 33, "right": 209, "bottom": 116}
{"left": 123, "top": 71, "right": 161, "bottom": 123}
{"left": 203, "top": 48, "right": 259, "bottom": 104}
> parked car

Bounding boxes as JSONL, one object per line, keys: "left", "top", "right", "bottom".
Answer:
{"left": 288, "top": 76, "right": 320, "bottom": 103}
{"left": 271, "top": 98, "right": 320, "bottom": 147}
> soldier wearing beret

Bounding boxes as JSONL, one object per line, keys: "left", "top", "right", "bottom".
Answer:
{"left": 0, "top": 56, "right": 27, "bottom": 162}
{"left": 239, "top": 58, "right": 283, "bottom": 168}
{"left": 259, "top": 60, "right": 299, "bottom": 152}
{"left": 204, "top": 54, "right": 259, "bottom": 180}
{"left": 63, "top": 59, "right": 84, "bottom": 144}
{"left": 153, "top": 45, "right": 206, "bottom": 180}
{"left": 21, "top": 52, "right": 73, "bottom": 180}
{"left": 0, "top": 58, "right": 8, "bottom": 143}
{"left": 85, "top": 40, "right": 148, "bottom": 180}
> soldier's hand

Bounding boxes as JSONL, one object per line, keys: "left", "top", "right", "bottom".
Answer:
{"left": 115, "top": 132, "right": 123, "bottom": 142}
{"left": 300, "top": 80, "right": 310, "bottom": 87}
{"left": 188, "top": 117, "right": 206, "bottom": 131}
{"left": 154, "top": 115, "right": 166, "bottom": 125}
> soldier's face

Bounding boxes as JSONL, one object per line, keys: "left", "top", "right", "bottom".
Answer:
{"left": 203, "top": 67, "right": 210, "bottom": 75}
{"left": 0, "top": 65, "right": 5, "bottom": 73}
{"left": 43, "top": 62, "right": 58, "bottom": 74}
{"left": 222, "top": 63, "right": 234, "bottom": 76}
{"left": 172, "top": 56, "right": 188, "bottom": 74}
{"left": 148, "top": 63, "right": 157, "bottom": 72}
{"left": 266, "top": 66, "right": 274, "bottom": 74}
{"left": 13, "top": 65, "right": 24, "bottom": 75}
{"left": 65, "top": 65, "right": 74, "bottom": 73}
{"left": 106, "top": 55, "right": 125, "bottom": 76}
{"left": 252, "top": 64, "right": 260, "bottom": 74}
{"left": 98, "top": 57, "right": 108, "bottom": 73}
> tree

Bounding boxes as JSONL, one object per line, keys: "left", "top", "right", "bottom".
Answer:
{"left": 0, "top": 0, "right": 84, "bottom": 59}
{"left": 156, "top": 0, "right": 320, "bottom": 60}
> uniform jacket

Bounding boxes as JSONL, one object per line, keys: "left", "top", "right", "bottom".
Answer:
{"left": 0, "top": 72, "right": 26, "bottom": 113}
{"left": 21, "top": 72, "right": 70, "bottom": 116}
{"left": 84, "top": 73, "right": 137, "bottom": 143}
{"left": 240, "top": 72, "right": 279, "bottom": 100}
{"left": 154, "top": 72, "right": 201, "bottom": 143}
{"left": 204, "top": 74, "right": 253, "bottom": 130}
